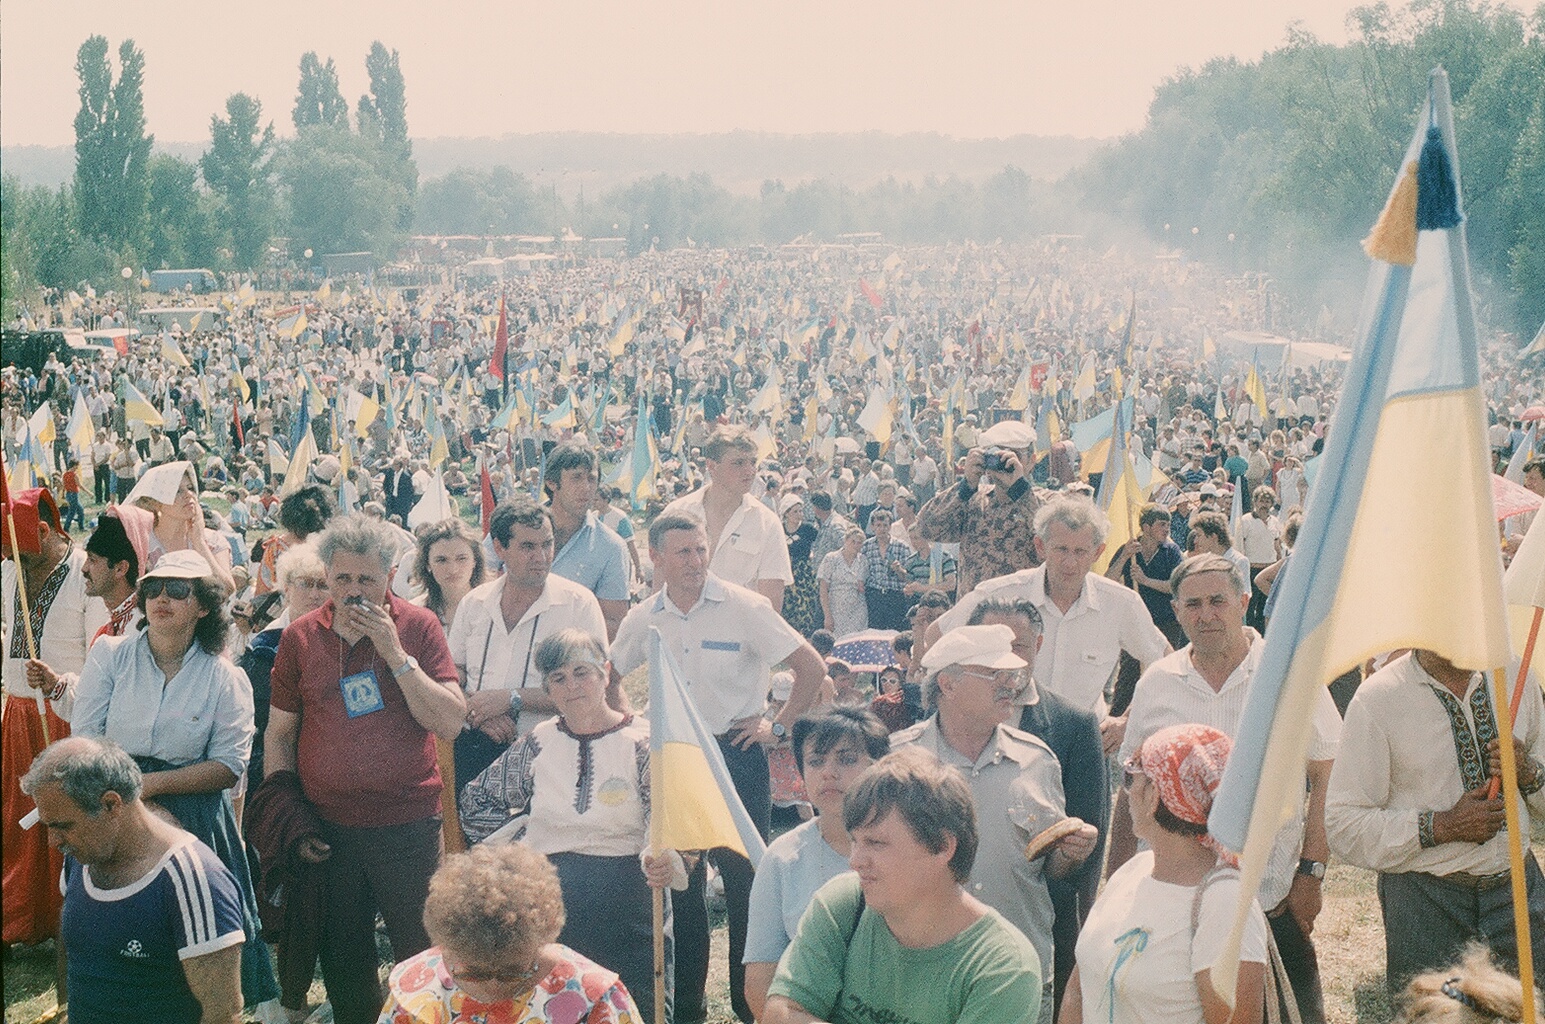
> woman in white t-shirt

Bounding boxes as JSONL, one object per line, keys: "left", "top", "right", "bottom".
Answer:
{"left": 1061, "top": 724, "right": 1268, "bottom": 1024}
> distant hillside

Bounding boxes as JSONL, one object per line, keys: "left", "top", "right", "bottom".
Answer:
{"left": 410, "top": 131, "right": 1104, "bottom": 194}
{"left": 3, "top": 131, "right": 1103, "bottom": 194}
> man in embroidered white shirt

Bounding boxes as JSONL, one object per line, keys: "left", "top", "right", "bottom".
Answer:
{"left": 1327, "top": 649, "right": 1545, "bottom": 992}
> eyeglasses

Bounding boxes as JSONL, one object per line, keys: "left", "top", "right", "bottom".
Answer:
{"left": 444, "top": 956, "right": 543, "bottom": 989}
{"left": 958, "top": 668, "right": 1017, "bottom": 687}
{"left": 141, "top": 578, "right": 193, "bottom": 601}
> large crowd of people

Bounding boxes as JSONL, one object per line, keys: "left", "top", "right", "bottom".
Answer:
{"left": 3, "top": 239, "right": 1544, "bottom": 1024}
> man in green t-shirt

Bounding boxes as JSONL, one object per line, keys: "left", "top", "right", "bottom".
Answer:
{"left": 764, "top": 747, "right": 1043, "bottom": 1024}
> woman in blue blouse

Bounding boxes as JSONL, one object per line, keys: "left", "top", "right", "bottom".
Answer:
{"left": 73, "top": 548, "right": 278, "bottom": 1008}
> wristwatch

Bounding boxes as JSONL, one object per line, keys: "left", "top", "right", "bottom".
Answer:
{"left": 1297, "top": 858, "right": 1326, "bottom": 880}
{"left": 392, "top": 655, "right": 419, "bottom": 678}
{"left": 508, "top": 690, "right": 525, "bottom": 719}
{"left": 770, "top": 722, "right": 787, "bottom": 742}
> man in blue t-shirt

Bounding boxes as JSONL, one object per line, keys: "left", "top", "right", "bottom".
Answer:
{"left": 1105, "top": 504, "right": 1186, "bottom": 649}
{"left": 22, "top": 737, "right": 244, "bottom": 1024}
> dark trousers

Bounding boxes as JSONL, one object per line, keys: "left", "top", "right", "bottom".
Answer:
{"left": 116, "top": 476, "right": 134, "bottom": 501}
{"left": 94, "top": 469, "right": 110, "bottom": 504}
{"left": 865, "top": 588, "right": 910, "bottom": 632}
{"left": 1247, "top": 565, "right": 1268, "bottom": 633}
{"left": 675, "top": 738, "right": 769, "bottom": 1024}
{"left": 1268, "top": 907, "right": 1325, "bottom": 1024}
{"left": 1378, "top": 856, "right": 1545, "bottom": 994}
{"left": 316, "top": 816, "right": 442, "bottom": 1024}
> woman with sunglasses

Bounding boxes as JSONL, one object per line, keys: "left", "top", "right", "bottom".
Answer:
{"left": 72, "top": 548, "right": 279, "bottom": 1009}
{"left": 1060, "top": 724, "right": 1267, "bottom": 1024}
{"left": 380, "top": 842, "right": 641, "bottom": 1023}
{"left": 459, "top": 629, "right": 682, "bottom": 1023}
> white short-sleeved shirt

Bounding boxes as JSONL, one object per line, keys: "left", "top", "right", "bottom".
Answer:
{"left": 1120, "top": 634, "right": 1341, "bottom": 908}
{"left": 447, "top": 573, "right": 608, "bottom": 735}
{"left": 1076, "top": 851, "right": 1268, "bottom": 1024}
{"left": 611, "top": 575, "right": 802, "bottom": 735}
{"left": 664, "top": 489, "right": 794, "bottom": 588}
{"left": 934, "top": 567, "right": 1169, "bottom": 718}
{"left": 1234, "top": 514, "right": 1280, "bottom": 565}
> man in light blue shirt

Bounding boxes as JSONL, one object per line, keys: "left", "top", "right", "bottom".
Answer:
{"left": 543, "top": 443, "right": 632, "bottom": 638}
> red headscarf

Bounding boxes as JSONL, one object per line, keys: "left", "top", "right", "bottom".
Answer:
{"left": 1127, "top": 723, "right": 1237, "bottom": 866}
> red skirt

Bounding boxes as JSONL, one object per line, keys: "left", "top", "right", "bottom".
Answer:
{"left": 2, "top": 694, "right": 69, "bottom": 944}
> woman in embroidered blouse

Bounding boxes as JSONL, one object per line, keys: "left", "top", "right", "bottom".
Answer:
{"left": 379, "top": 842, "right": 641, "bottom": 1024}
{"left": 72, "top": 548, "right": 278, "bottom": 1007}
{"left": 459, "top": 629, "right": 682, "bottom": 1023}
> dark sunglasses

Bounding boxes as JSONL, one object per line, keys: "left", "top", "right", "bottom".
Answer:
{"left": 142, "top": 578, "right": 194, "bottom": 601}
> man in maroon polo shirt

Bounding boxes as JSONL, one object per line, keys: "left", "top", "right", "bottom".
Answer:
{"left": 265, "top": 514, "right": 465, "bottom": 1024}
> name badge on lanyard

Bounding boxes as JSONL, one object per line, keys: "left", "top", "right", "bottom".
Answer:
{"left": 341, "top": 669, "right": 386, "bottom": 718}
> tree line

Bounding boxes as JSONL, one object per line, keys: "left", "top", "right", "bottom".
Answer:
{"left": 1, "top": 37, "right": 416, "bottom": 315}
{"left": 3, "top": 1, "right": 1541, "bottom": 337}
{"left": 1074, "top": 0, "right": 1545, "bottom": 336}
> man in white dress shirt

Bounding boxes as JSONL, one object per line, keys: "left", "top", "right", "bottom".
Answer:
{"left": 611, "top": 511, "right": 826, "bottom": 1024}
{"left": 928, "top": 495, "right": 1169, "bottom": 754}
{"left": 662, "top": 425, "right": 792, "bottom": 608}
{"left": 1115, "top": 553, "right": 1339, "bottom": 1024}
{"left": 446, "top": 499, "right": 608, "bottom": 793}
{"left": 1327, "top": 649, "right": 1545, "bottom": 991}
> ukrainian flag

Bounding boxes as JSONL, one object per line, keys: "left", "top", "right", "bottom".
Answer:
{"left": 647, "top": 629, "right": 765, "bottom": 865}
{"left": 123, "top": 383, "right": 164, "bottom": 426}
{"left": 1093, "top": 401, "right": 1141, "bottom": 574}
{"left": 1208, "top": 68, "right": 1511, "bottom": 1001}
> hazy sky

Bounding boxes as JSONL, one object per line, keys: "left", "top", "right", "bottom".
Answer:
{"left": 0, "top": 0, "right": 1502, "bottom": 147}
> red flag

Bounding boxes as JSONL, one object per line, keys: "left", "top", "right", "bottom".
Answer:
{"left": 112, "top": 334, "right": 129, "bottom": 356}
{"left": 490, "top": 295, "right": 509, "bottom": 380}
{"left": 480, "top": 459, "right": 496, "bottom": 536}
{"left": 1029, "top": 360, "right": 1051, "bottom": 392}
{"left": 231, "top": 402, "right": 245, "bottom": 448}
{"left": 858, "top": 278, "right": 883, "bottom": 309}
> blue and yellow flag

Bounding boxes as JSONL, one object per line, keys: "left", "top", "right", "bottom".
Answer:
{"left": 122, "top": 383, "right": 164, "bottom": 426}
{"left": 1209, "top": 68, "right": 1510, "bottom": 1001}
{"left": 648, "top": 629, "right": 766, "bottom": 864}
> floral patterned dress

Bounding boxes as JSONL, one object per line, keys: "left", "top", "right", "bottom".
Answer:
{"left": 377, "top": 946, "right": 640, "bottom": 1024}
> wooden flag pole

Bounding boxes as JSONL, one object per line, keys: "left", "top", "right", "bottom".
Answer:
{"left": 650, "top": 750, "right": 666, "bottom": 1024}
{"left": 1488, "top": 605, "right": 1543, "bottom": 801}
{"left": 2, "top": 502, "right": 49, "bottom": 744}
{"left": 1509, "top": 607, "right": 1543, "bottom": 720}
{"left": 1487, "top": 665, "right": 1536, "bottom": 1024}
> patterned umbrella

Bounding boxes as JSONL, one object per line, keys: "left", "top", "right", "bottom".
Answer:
{"left": 830, "top": 629, "right": 900, "bottom": 672}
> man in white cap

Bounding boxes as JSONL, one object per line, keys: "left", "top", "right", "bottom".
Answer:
{"left": 914, "top": 419, "right": 1041, "bottom": 596}
{"left": 893, "top": 623, "right": 1098, "bottom": 1024}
